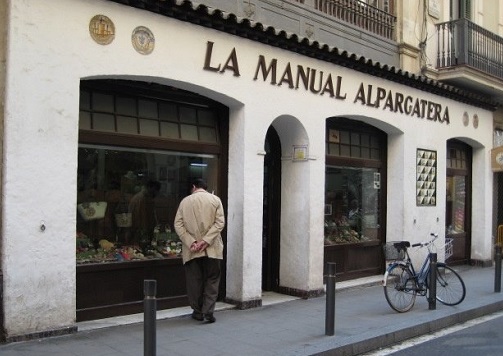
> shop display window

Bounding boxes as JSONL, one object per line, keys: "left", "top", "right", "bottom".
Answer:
{"left": 76, "top": 144, "right": 218, "bottom": 264}
{"left": 324, "top": 166, "right": 381, "bottom": 245}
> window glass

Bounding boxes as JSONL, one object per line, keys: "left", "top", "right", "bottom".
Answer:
{"left": 339, "top": 131, "right": 350, "bottom": 144}
{"left": 179, "top": 107, "right": 197, "bottom": 124}
{"left": 351, "top": 132, "right": 360, "bottom": 145}
{"left": 93, "top": 93, "right": 114, "bottom": 112}
{"left": 93, "top": 113, "right": 115, "bottom": 131}
{"left": 328, "top": 143, "right": 339, "bottom": 156}
{"left": 199, "top": 127, "right": 217, "bottom": 143}
{"left": 76, "top": 144, "right": 219, "bottom": 264}
{"left": 340, "top": 144, "right": 351, "bottom": 157}
{"left": 80, "top": 90, "right": 219, "bottom": 143}
{"left": 198, "top": 110, "right": 216, "bottom": 126}
{"left": 446, "top": 176, "right": 465, "bottom": 234}
{"left": 117, "top": 116, "right": 137, "bottom": 134}
{"left": 361, "top": 147, "right": 370, "bottom": 159}
{"left": 139, "top": 119, "right": 159, "bottom": 136}
{"left": 139, "top": 99, "right": 158, "bottom": 119}
{"left": 325, "top": 166, "right": 380, "bottom": 245}
{"left": 326, "top": 126, "right": 381, "bottom": 160}
{"left": 160, "top": 122, "right": 180, "bottom": 139}
{"left": 79, "top": 112, "right": 91, "bottom": 130}
{"left": 117, "top": 97, "right": 137, "bottom": 116}
{"left": 361, "top": 134, "right": 370, "bottom": 147}
{"left": 80, "top": 91, "right": 91, "bottom": 110}
{"left": 159, "top": 103, "right": 178, "bottom": 122}
{"left": 180, "top": 124, "right": 198, "bottom": 141}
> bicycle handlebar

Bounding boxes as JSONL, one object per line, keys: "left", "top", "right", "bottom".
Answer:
{"left": 411, "top": 233, "right": 439, "bottom": 248}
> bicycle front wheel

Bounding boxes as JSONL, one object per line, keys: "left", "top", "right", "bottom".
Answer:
{"left": 384, "top": 264, "right": 417, "bottom": 312}
{"left": 433, "top": 264, "right": 466, "bottom": 306}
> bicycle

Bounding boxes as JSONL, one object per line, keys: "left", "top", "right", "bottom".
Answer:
{"left": 382, "top": 233, "right": 466, "bottom": 312}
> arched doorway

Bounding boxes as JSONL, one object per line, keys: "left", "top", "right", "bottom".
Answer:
{"left": 262, "top": 126, "right": 281, "bottom": 291}
{"left": 76, "top": 79, "right": 229, "bottom": 320}
{"left": 446, "top": 139, "right": 472, "bottom": 264}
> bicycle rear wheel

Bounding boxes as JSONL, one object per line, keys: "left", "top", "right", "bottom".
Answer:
{"left": 384, "top": 264, "right": 417, "bottom": 312}
{"left": 433, "top": 264, "right": 466, "bottom": 306}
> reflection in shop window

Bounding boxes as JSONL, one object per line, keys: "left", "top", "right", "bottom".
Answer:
{"left": 324, "top": 166, "right": 380, "bottom": 244}
{"left": 76, "top": 144, "right": 218, "bottom": 264}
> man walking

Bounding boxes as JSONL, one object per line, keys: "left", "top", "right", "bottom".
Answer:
{"left": 174, "top": 178, "right": 225, "bottom": 323}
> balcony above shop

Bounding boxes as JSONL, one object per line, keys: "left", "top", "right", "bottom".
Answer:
{"left": 436, "top": 18, "right": 503, "bottom": 105}
{"left": 199, "top": 0, "right": 399, "bottom": 66}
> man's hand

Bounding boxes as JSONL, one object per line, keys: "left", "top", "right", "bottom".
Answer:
{"left": 190, "top": 241, "right": 209, "bottom": 252}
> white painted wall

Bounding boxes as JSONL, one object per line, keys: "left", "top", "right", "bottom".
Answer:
{"left": 2, "top": 0, "right": 494, "bottom": 337}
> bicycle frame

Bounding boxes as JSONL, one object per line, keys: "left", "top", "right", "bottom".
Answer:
{"left": 383, "top": 234, "right": 439, "bottom": 293}
{"left": 404, "top": 248, "right": 431, "bottom": 293}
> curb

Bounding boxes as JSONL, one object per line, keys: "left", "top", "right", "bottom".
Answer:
{"left": 315, "top": 300, "right": 503, "bottom": 355}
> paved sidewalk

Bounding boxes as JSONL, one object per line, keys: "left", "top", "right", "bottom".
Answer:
{"left": 1, "top": 266, "right": 502, "bottom": 355}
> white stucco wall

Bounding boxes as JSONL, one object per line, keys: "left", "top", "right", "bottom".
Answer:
{"left": 2, "top": 0, "right": 494, "bottom": 337}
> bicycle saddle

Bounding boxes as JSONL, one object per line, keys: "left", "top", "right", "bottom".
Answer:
{"left": 393, "top": 241, "right": 410, "bottom": 249}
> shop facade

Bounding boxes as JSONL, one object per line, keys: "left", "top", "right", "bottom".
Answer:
{"left": 0, "top": 0, "right": 496, "bottom": 340}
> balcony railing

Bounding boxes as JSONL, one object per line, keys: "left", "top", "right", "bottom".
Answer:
{"left": 313, "top": 0, "right": 395, "bottom": 40}
{"left": 436, "top": 18, "right": 503, "bottom": 80}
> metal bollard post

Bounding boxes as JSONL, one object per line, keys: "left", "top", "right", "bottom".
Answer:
{"left": 495, "top": 245, "right": 502, "bottom": 293}
{"left": 325, "top": 262, "right": 336, "bottom": 336}
{"left": 144, "top": 279, "right": 157, "bottom": 356}
{"left": 428, "top": 253, "right": 437, "bottom": 310}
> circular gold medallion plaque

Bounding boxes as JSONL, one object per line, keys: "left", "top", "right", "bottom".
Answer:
{"left": 132, "top": 26, "right": 155, "bottom": 55}
{"left": 89, "top": 15, "right": 115, "bottom": 45}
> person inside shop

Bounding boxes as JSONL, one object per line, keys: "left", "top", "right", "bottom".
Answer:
{"left": 128, "top": 179, "right": 161, "bottom": 245}
{"left": 348, "top": 199, "right": 361, "bottom": 231}
{"left": 174, "top": 178, "right": 225, "bottom": 323}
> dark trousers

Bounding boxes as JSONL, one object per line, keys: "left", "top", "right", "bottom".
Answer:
{"left": 184, "top": 257, "right": 221, "bottom": 315}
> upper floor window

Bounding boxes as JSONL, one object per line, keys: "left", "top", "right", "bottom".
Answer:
{"left": 365, "top": 0, "right": 392, "bottom": 13}
{"left": 451, "top": 0, "right": 471, "bottom": 20}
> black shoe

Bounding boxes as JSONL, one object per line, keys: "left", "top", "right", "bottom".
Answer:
{"left": 191, "top": 311, "right": 204, "bottom": 321}
{"left": 204, "top": 313, "right": 216, "bottom": 323}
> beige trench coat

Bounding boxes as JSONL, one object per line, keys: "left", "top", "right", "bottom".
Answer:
{"left": 174, "top": 190, "right": 225, "bottom": 264}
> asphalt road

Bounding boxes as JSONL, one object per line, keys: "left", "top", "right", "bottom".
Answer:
{"left": 367, "top": 311, "right": 503, "bottom": 356}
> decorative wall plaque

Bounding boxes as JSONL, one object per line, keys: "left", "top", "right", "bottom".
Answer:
{"left": 462, "top": 112, "right": 469, "bottom": 126}
{"left": 416, "top": 149, "right": 437, "bottom": 206}
{"left": 132, "top": 26, "right": 155, "bottom": 55}
{"left": 293, "top": 145, "right": 308, "bottom": 161}
{"left": 473, "top": 114, "right": 479, "bottom": 128}
{"left": 89, "top": 15, "right": 115, "bottom": 45}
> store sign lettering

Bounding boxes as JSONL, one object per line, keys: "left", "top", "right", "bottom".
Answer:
{"left": 252, "top": 55, "right": 347, "bottom": 99}
{"left": 203, "top": 41, "right": 450, "bottom": 124}
{"left": 203, "top": 41, "right": 240, "bottom": 76}
{"left": 354, "top": 84, "right": 449, "bottom": 123}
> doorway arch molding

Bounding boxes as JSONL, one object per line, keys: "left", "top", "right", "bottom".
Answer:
{"left": 267, "top": 115, "right": 325, "bottom": 297}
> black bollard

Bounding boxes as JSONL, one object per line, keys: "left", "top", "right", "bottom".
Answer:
{"left": 144, "top": 279, "right": 157, "bottom": 356}
{"left": 495, "top": 245, "right": 502, "bottom": 293}
{"left": 428, "top": 253, "right": 437, "bottom": 310}
{"left": 325, "top": 262, "right": 336, "bottom": 336}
